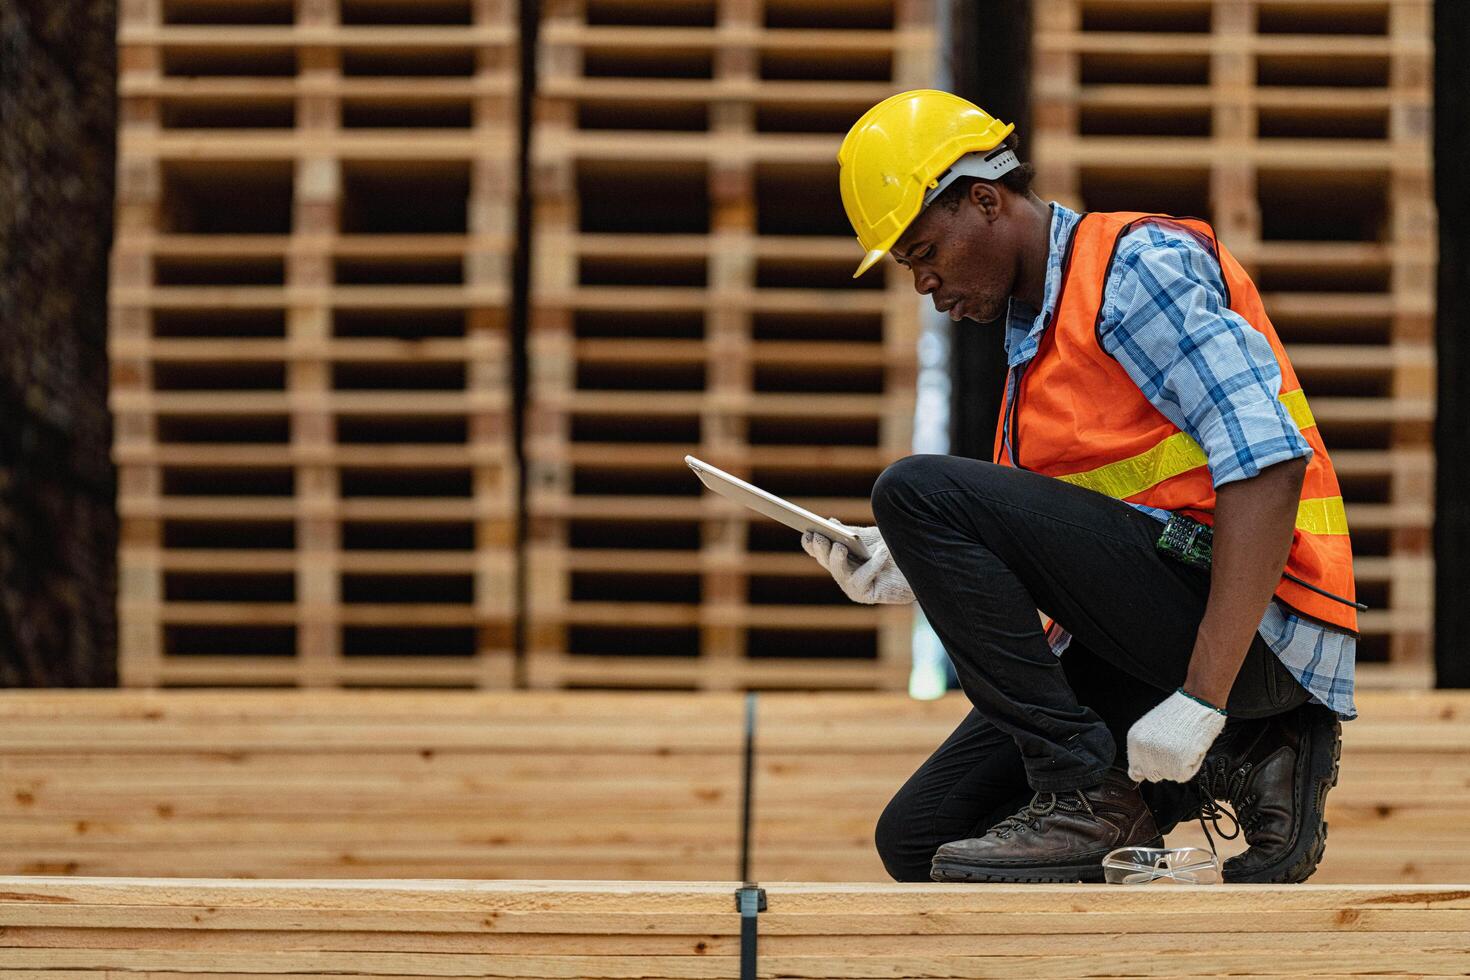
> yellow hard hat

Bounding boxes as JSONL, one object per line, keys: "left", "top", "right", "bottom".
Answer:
{"left": 838, "top": 90, "right": 1017, "bottom": 278}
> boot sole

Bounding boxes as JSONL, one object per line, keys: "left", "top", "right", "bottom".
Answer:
{"left": 930, "top": 836, "right": 1166, "bottom": 884}
{"left": 1224, "top": 704, "right": 1341, "bottom": 884}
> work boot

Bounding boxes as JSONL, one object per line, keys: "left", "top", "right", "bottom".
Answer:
{"left": 929, "top": 767, "right": 1162, "bottom": 883}
{"left": 1190, "top": 700, "right": 1342, "bottom": 883}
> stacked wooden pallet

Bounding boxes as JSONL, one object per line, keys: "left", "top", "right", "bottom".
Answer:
{"left": 2, "top": 690, "right": 1463, "bottom": 883}
{"left": 521, "top": 0, "right": 935, "bottom": 690}
{"left": 1031, "top": 0, "right": 1435, "bottom": 682}
{"left": 111, "top": 0, "right": 520, "bottom": 687}
{"left": 1, "top": 877, "right": 1467, "bottom": 977}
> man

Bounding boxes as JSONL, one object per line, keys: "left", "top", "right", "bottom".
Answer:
{"left": 802, "top": 90, "right": 1362, "bottom": 883}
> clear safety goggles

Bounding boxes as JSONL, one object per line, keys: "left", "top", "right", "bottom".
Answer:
{"left": 1102, "top": 846, "right": 1223, "bottom": 885}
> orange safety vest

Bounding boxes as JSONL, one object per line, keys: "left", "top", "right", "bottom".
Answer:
{"left": 992, "top": 211, "right": 1359, "bottom": 634}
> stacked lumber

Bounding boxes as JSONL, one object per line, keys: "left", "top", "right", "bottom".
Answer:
{"left": 1032, "top": 0, "right": 1436, "bottom": 684}
{"left": 0, "top": 691, "right": 743, "bottom": 880}
{"left": 0, "top": 690, "right": 1462, "bottom": 883}
{"left": 110, "top": 0, "right": 520, "bottom": 687}
{"left": 521, "top": 0, "right": 936, "bottom": 690}
{"left": 0, "top": 876, "right": 1466, "bottom": 977}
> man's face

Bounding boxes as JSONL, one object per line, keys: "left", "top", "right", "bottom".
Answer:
{"left": 889, "top": 181, "right": 1016, "bottom": 324}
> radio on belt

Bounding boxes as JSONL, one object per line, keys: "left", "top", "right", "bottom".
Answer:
{"left": 1155, "top": 513, "right": 1214, "bottom": 570}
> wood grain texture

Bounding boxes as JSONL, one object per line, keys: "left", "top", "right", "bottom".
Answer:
{"left": 0, "top": 877, "right": 1466, "bottom": 978}
{"left": 111, "top": 0, "right": 521, "bottom": 690}
{"left": 520, "top": 0, "right": 934, "bottom": 690}
{"left": 0, "top": 689, "right": 1461, "bottom": 883}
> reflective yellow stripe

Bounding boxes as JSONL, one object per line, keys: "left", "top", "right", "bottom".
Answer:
{"left": 1279, "top": 388, "right": 1316, "bottom": 431}
{"left": 1053, "top": 389, "right": 1342, "bottom": 535}
{"left": 1054, "top": 431, "right": 1207, "bottom": 499}
{"left": 1297, "top": 495, "right": 1350, "bottom": 535}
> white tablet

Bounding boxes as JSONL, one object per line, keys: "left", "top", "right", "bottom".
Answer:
{"left": 684, "top": 455, "right": 872, "bottom": 561}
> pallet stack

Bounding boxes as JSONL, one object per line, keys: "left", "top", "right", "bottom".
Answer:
{"left": 110, "top": 0, "right": 520, "bottom": 687}
{"left": 523, "top": 0, "right": 935, "bottom": 689}
{"left": 1032, "top": 0, "right": 1435, "bottom": 682}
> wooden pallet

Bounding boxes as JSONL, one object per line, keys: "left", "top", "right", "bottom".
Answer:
{"left": 0, "top": 876, "right": 1466, "bottom": 977}
{"left": 111, "top": 0, "right": 521, "bottom": 687}
{"left": 523, "top": 0, "right": 934, "bottom": 690}
{"left": 1032, "top": 0, "right": 1435, "bottom": 671}
{"left": 0, "top": 690, "right": 1462, "bottom": 884}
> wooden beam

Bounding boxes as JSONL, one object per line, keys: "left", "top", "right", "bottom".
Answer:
{"left": 0, "top": 876, "right": 1466, "bottom": 977}
{"left": 0, "top": 689, "right": 1464, "bottom": 883}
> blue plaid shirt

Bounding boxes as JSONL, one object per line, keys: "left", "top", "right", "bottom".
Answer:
{"left": 1002, "top": 202, "right": 1357, "bottom": 721}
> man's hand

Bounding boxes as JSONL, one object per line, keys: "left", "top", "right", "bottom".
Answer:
{"left": 1126, "top": 690, "right": 1228, "bottom": 783}
{"left": 801, "top": 521, "right": 915, "bottom": 605}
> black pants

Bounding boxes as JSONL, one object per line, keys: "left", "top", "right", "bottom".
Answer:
{"left": 869, "top": 454, "right": 1311, "bottom": 882}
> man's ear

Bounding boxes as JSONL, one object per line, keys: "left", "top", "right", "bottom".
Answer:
{"left": 967, "top": 180, "right": 1002, "bottom": 221}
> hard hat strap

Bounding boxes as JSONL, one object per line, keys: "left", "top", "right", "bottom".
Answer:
{"left": 922, "top": 147, "right": 1022, "bottom": 208}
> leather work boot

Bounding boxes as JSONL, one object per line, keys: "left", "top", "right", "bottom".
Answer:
{"left": 929, "top": 767, "right": 1162, "bottom": 883}
{"left": 1188, "top": 700, "right": 1342, "bottom": 883}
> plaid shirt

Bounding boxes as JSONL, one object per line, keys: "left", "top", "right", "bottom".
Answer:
{"left": 1001, "top": 202, "right": 1357, "bottom": 721}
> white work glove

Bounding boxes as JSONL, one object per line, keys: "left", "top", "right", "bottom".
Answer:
{"left": 1126, "top": 689, "right": 1228, "bottom": 783}
{"left": 800, "top": 520, "right": 915, "bottom": 605}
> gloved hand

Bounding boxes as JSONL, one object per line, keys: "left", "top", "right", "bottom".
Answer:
{"left": 800, "top": 520, "right": 915, "bottom": 605}
{"left": 1126, "top": 689, "right": 1228, "bottom": 783}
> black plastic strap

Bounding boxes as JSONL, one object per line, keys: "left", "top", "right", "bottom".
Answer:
{"left": 735, "top": 885, "right": 767, "bottom": 980}
{"left": 736, "top": 692, "right": 763, "bottom": 980}
{"left": 739, "top": 692, "right": 756, "bottom": 881}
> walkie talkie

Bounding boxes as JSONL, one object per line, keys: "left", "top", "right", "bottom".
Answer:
{"left": 1155, "top": 511, "right": 1369, "bottom": 611}
{"left": 1156, "top": 514, "right": 1213, "bottom": 570}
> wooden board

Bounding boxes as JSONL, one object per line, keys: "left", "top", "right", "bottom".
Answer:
{"left": 0, "top": 689, "right": 1462, "bottom": 884}
{"left": 0, "top": 876, "right": 1466, "bottom": 978}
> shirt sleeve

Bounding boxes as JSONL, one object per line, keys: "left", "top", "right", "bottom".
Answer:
{"left": 1096, "top": 227, "right": 1313, "bottom": 488}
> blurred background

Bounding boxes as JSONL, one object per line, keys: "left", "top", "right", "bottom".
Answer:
{"left": 2, "top": 0, "right": 1460, "bottom": 696}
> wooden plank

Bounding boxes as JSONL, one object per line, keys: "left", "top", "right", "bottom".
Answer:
{"left": 0, "top": 690, "right": 1459, "bottom": 883}
{"left": 0, "top": 878, "right": 1463, "bottom": 979}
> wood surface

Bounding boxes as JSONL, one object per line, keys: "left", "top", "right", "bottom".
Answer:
{"left": 111, "top": 0, "right": 521, "bottom": 689}
{"left": 0, "top": 876, "right": 1466, "bottom": 977}
{"left": 521, "top": 0, "right": 937, "bottom": 690}
{"left": 0, "top": 689, "right": 1460, "bottom": 884}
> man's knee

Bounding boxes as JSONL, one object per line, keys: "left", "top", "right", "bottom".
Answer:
{"left": 872, "top": 454, "right": 959, "bottom": 526}
{"left": 873, "top": 791, "right": 936, "bottom": 883}
{"left": 872, "top": 454, "right": 1004, "bottom": 534}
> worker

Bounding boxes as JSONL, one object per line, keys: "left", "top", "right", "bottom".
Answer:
{"left": 804, "top": 90, "right": 1361, "bottom": 883}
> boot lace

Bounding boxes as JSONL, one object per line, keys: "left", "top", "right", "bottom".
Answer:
{"left": 986, "top": 788, "right": 1096, "bottom": 840}
{"left": 1193, "top": 750, "right": 1262, "bottom": 861}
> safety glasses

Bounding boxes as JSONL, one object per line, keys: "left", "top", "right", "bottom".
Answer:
{"left": 1102, "top": 846, "right": 1223, "bottom": 884}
